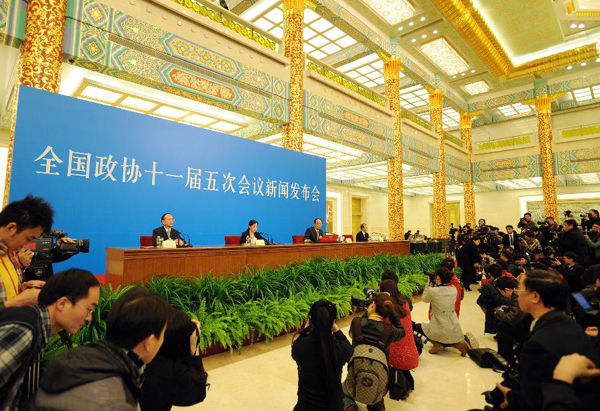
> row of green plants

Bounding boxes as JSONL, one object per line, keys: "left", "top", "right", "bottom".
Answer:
{"left": 45, "top": 253, "right": 443, "bottom": 361}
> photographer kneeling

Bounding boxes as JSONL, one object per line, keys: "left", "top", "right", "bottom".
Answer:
{"left": 417, "top": 268, "right": 470, "bottom": 356}
{"left": 343, "top": 293, "right": 404, "bottom": 411}
{"left": 494, "top": 277, "right": 531, "bottom": 363}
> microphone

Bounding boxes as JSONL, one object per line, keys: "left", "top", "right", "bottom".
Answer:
{"left": 180, "top": 232, "right": 192, "bottom": 247}
{"left": 258, "top": 231, "right": 274, "bottom": 245}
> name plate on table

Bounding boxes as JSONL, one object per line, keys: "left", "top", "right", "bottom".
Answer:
{"left": 255, "top": 239, "right": 266, "bottom": 246}
{"left": 162, "top": 240, "right": 177, "bottom": 249}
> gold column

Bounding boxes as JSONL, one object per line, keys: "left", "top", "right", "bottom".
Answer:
{"left": 535, "top": 95, "right": 559, "bottom": 220}
{"left": 460, "top": 112, "right": 476, "bottom": 227}
{"left": 384, "top": 58, "right": 404, "bottom": 240}
{"left": 430, "top": 89, "right": 447, "bottom": 239}
{"left": 282, "top": 0, "right": 304, "bottom": 152}
{"left": 4, "top": 0, "right": 68, "bottom": 205}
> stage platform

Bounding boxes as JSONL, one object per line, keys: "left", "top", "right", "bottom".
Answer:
{"left": 106, "top": 241, "right": 410, "bottom": 285}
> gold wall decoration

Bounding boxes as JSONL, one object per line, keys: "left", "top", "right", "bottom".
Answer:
{"left": 535, "top": 95, "right": 559, "bottom": 220}
{"left": 5, "top": 0, "right": 68, "bottom": 206}
{"left": 431, "top": 0, "right": 600, "bottom": 80}
{"left": 430, "top": 89, "right": 447, "bottom": 239}
{"left": 384, "top": 58, "right": 404, "bottom": 240}
{"left": 460, "top": 112, "right": 475, "bottom": 227}
{"left": 282, "top": 0, "right": 304, "bottom": 152}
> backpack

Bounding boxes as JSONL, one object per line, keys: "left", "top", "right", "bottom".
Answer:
{"left": 344, "top": 317, "right": 392, "bottom": 405}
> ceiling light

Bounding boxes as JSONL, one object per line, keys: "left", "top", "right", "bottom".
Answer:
{"left": 364, "top": 0, "right": 416, "bottom": 25}
{"left": 571, "top": 23, "right": 577, "bottom": 29}
{"left": 303, "top": 134, "right": 363, "bottom": 156}
{"left": 210, "top": 121, "right": 241, "bottom": 132}
{"left": 420, "top": 17, "right": 426, "bottom": 21}
{"left": 120, "top": 96, "right": 156, "bottom": 111}
{"left": 154, "top": 106, "right": 187, "bottom": 119}
{"left": 411, "top": 39, "right": 417, "bottom": 43}
{"left": 257, "top": 135, "right": 280, "bottom": 143}
{"left": 81, "top": 86, "right": 122, "bottom": 103}
{"left": 452, "top": 75, "right": 457, "bottom": 79}
{"left": 184, "top": 113, "right": 214, "bottom": 126}
{"left": 433, "top": 30, "right": 438, "bottom": 34}
{"left": 422, "top": 34, "right": 427, "bottom": 38}
{"left": 462, "top": 80, "right": 490, "bottom": 95}
{"left": 567, "top": 65, "right": 573, "bottom": 70}
{"left": 398, "top": 27, "right": 403, "bottom": 31}
{"left": 461, "top": 72, "right": 466, "bottom": 76}
{"left": 597, "top": 58, "right": 600, "bottom": 63}
{"left": 409, "top": 21, "right": 414, "bottom": 26}
{"left": 470, "top": 69, "right": 476, "bottom": 73}
{"left": 420, "top": 37, "right": 470, "bottom": 76}
{"left": 582, "top": 62, "right": 587, "bottom": 66}
{"left": 579, "top": 23, "right": 585, "bottom": 29}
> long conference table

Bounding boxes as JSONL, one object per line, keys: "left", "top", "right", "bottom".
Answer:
{"left": 105, "top": 241, "right": 410, "bottom": 285}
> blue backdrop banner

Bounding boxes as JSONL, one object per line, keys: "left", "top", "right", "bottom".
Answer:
{"left": 9, "top": 87, "right": 325, "bottom": 274}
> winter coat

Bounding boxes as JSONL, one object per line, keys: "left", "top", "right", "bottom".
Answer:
{"left": 421, "top": 284, "right": 464, "bottom": 344}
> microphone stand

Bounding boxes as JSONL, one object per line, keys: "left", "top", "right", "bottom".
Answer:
{"left": 180, "top": 232, "right": 192, "bottom": 247}
{"left": 259, "top": 232, "right": 275, "bottom": 245}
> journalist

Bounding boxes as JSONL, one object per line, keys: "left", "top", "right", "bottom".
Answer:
{"left": 517, "top": 213, "right": 536, "bottom": 232}
{"left": 477, "top": 264, "right": 509, "bottom": 334}
{"left": 456, "top": 235, "right": 482, "bottom": 291}
{"left": 581, "top": 209, "right": 600, "bottom": 231}
{"left": 584, "top": 222, "right": 600, "bottom": 264}
{"left": 493, "top": 276, "right": 531, "bottom": 363}
{"left": 555, "top": 219, "right": 590, "bottom": 267}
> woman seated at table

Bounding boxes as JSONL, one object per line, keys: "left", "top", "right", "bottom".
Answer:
{"left": 240, "top": 219, "right": 266, "bottom": 245}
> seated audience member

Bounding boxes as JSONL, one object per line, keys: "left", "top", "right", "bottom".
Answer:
{"left": 356, "top": 223, "right": 369, "bottom": 242}
{"left": 542, "top": 354, "right": 600, "bottom": 411}
{"left": 457, "top": 235, "right": 482, "bottom": 291}
{"left": 0, "top": 195, "right": 54, "bottom": 310}
{"left": 240, "top": 219, "right": 266, "bottom": 245}
{"left": 495, "top": 270, "right": 597, "bottom": 411}
{"left": 494, "top": 276, "right": 531, "bottom": 362}
{"left": 502, "top": 225, "right": 519, "bottom": 250}
{"left": 581, "top": 265, "right": 600, "bottom": 297}
{"left": 556, "top": 219, "right": 590, "bottom": 267}
{"left": 584, "top": 222, "right": 600, "bottom": 264}
{"left": 343, "top": 294, "right": 404, "bottom": 411}
{"left": 555, "top": 252, "right": 585, "bottom": 292}
{"left": 498, "top": 249, "right": 516, "bottom": 274}
{"left": 35, "top": 288, "right": 171, "bottom": 410}
{"left": 477, "top": 264, "right": 509, "bottom": 334}
{"left": 380, "top": 280, "right": 418, "bottom": 397}
{"left": 0, "top": 269, "right": 99, "bottom": 409}
{"left": 152, "top": 213, "right": 184, "bottom": 246}
{"left": 418, "top": 268, "right": 470, "bottom": 356}
{"left": 292, "top": 299, "right": 352, "bottom": 411}
{"left": 140, "top": 308, "right": 208, "bottom": 411}
{"left": 511, "top": 253, "right": 528, "bottom": 278}
{"left": 304, "top": 218, "right": 324, "bottom": 243}
{"left": 521, "top": 230, "right": 542, "bottom": 255}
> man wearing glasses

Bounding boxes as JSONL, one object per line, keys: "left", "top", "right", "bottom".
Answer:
{"left": 152, "top": 213, "right": 184, "bottom": 246}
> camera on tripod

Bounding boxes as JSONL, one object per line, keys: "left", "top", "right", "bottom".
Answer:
{"left": 24, "top": 230, "right": 89, "bottom": 281}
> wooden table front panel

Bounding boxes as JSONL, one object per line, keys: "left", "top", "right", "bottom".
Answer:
{"left": 105, "top": 241, "right": 410, "bottom": 285}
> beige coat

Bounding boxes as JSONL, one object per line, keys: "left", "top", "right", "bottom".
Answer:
{"left": 421, "top": 284, "right": 464, "bottom": 344}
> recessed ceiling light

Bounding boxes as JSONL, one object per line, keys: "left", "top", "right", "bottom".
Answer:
{"left": 420, "top": 17, "right": 426, "bottom": 21}
{"left": 452, "top": 75, "right": 457, "bottom": 79}
{"left": 422, "top": 34, "right": 427, "bottom": 38}
{"left": 567, "top": 65, "right": 573, "bottom": 70}
{"left": 398, "top": 27, "right": 403, "bottom": 31}
{"left": 461, "top": 72, "right": 466, "bottom": 76}
{"left": 571, "top": 23, "right": 577, "bottom": 29}
{"left": 420, "top": 37, "right": 469, "bottom": 76}
{"left": 597, "top": 58, "right": 600, "bottom": 63}
{"left": 433, "top": 30, "right": 438, "bottom": 34}
{"left": 462, "top": 80, "right": 490, "bottom": 95}
{"left": 579, "top": 23, "right": 585, "bottom": 29}
{"left": 470, "top": 69, "right": 475, "bottom": 73}
{"left": 409, "top": 21, "right": 414, "bottom": 26}
{"left": 582, "top": 62, "right": 587, "bottom": 66}
{"left": 363, "top": 0, "right": 415, "bottom": 25}
{"left": 411, "top": 39, "right": 416, "bottom": 43}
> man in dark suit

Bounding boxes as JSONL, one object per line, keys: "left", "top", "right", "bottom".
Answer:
{"left": 304, "top": 218, "right": 324, "bottom": 243}
{"left": 502, "top": 225, "right": 520, "bottom": 249}
{"left": 356, "top": 223, "right": 369, "bottom": 242}
{"left": 152, "top": 213, "right": 183, "bottom": 246}
{"left": 497, "top": 270, "right": 597, "bottom": 411}
{"left": 555, "top": 219, "right": 590, "bottom": 267}
{"left": 456, "top": 235, "right": 482, "bottom": 291}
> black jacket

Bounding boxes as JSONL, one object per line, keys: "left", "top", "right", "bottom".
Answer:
{"left": 356, "top": 231, "right": 369, "bottom": 242}
{"left": 563, "top": 263, "right": 585, "bottom": 292}
{"left": 502, "top": 232, "right": 520, "bottom": 248}
{"left": 292, "top": 330, "right": 353, "bottom": 411}
{"left": 556, "top": 229, "right": 590, "bottom": 266}
{"left": 506, "top": 310, "right": 597, "bottom": 411}
{"left": 140, "top": 354, "right": 208, "bottom": 411}
{"left": 304, "top": 227, "right": 324, "bottom": 243}
{"left": 477, "top": 280, "right": 509, "bottom": 334}
{"left": 239, "top": 229, "right": 266, "bottom": 245}
{"left": 495, "top": 293, "right": 531, "bottom": 328}
{"left": 457, "top": 240, "right": 481, "bottom": 266}
{"left": 152, "top": 226, "right": 182, "bottom": 246}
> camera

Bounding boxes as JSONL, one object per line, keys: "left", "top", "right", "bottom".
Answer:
{"left": 350, "top": 287, "right": 380, "bottom": 308}
{"left": 581, "top": 214, "right": 588, "bottom": 218}
{"left": 24, "top": 230, "right": 90, "bottom": 281}
{"left": 424, "top": 270, "right": 437, "bottom": 284}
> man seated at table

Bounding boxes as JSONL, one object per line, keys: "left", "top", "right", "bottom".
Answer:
{"left": 304, "top": 218, "right": 324, "bottom": 243}
{"left": 152, "top": 213, "right": 184, "bottom": 246}
{"left": 356, "top": 223, "right": 369, "bottom": 242}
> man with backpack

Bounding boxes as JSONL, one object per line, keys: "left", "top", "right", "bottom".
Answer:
{"left": 343, "top": 293, "right": 404, "bottom": 411}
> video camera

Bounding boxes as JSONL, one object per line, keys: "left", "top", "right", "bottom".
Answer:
{"left": 24, "top": 230, "right": 89, "bottom": 281}
{"left": 350, "top": 287, "right": 382, "bottom": 308}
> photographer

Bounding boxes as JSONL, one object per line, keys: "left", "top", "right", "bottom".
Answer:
{"left": 417, "top": 268, "right": 470, "bottom": 356}
{"left": 457, "top": 235, "right": 482, "bottom": 291}
{"left": 539, "top": 217, "right": 561, "bottom": 246}
{"left": 555, "top": 219, "right": 590, "bottom": 267}
{"left": 23, "top": 232, "right": 88, "bottom": 281}
{"left": 495, "top": 270, "right": 596, "bottom": 411}
{"left": 292, "top": 299, "right": 352, "bottom": 411}
{"left": 580, "top": 209, "right": 600, "bottom": 232}
{"left": 521, "top": 231, "right": 542, "bottom": 255}
{"left": 477, "top": 264, "right": 509, "bottom": 334}
{"left": 0, "top": 195, "right": 54, "bottom": 310}
{"left": 343, "top": 294, "right": 404, "bottom": 411}
{"left": 517, "top": 213, "right": 536, "bottom": 232}
{"left": 494, "top": 277, "right": 531, "bottom": 363}
{"left": 553, "top": 252, "right": 585, "bottom": 292}
{"left": 584, "top": 222, "right": 600, "bottom": 264}
{"left": 140, "top": 308, "right": 208, "bottom": 411}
